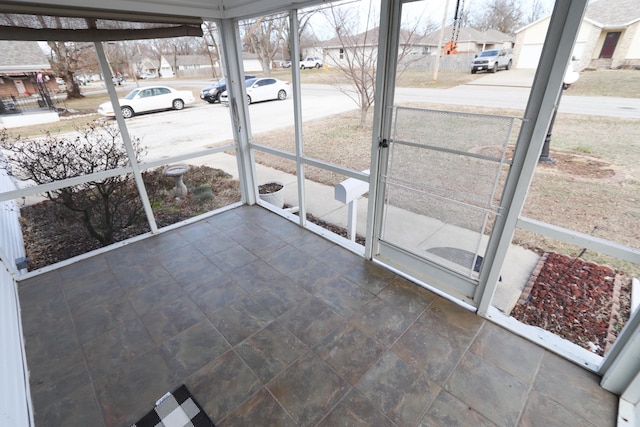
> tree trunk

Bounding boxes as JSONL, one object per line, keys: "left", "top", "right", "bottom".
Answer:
{"left": 359, "top": 107, "right": 368, "bottom": 129}
{"left": 65, "top": 71, "right": 83, "bottom": 99}
{"left": 261, "top": 58, "right": 272, "bottom": 76}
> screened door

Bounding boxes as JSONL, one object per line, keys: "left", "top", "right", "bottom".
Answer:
{"left": 373, "top": 107, "right": 514, "bottom": 306}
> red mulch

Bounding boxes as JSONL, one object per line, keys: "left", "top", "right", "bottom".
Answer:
{"left": 511, "top": 252, "right": 631, "bottom": 356}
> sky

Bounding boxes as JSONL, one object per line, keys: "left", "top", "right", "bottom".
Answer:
{"left": 427, "top": 0, "right": 556, "bottom": 23}
{"left": 312, "top": 0, "right": 557, "bottom": 39}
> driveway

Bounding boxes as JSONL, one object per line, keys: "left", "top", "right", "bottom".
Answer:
{"left": 464, "top": 68, "right": 537, "bottom": 88}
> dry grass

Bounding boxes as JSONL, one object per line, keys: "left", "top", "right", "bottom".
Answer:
{"left": 249, "top": 101, "right": 640, "bottom": 276}
{"left": 567, "top": 69, "right": 640, "bottom": 98}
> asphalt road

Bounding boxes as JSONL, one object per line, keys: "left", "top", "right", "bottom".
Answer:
{"left": 125, "top": 84, "right": 357, "bottom": 162}
{"left": 394, "top": 85, "right": 640, "bottom": 119}
{"left": 110, "top": 74, "right": 638, "bottom": 161}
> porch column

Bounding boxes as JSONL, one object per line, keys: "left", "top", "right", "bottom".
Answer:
{"left": 475, "top": 0, "right": 589, "bottom": 315}
{"left": 219, "top": 18, "right": 257, "bottom": 205}
{"left": 94, "top": 40, "right": 158, "bottom": 233}
{"left": 289, "top": 9, "right": 307, "bottom": 226}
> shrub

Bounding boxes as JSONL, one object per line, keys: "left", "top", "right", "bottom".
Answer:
{"left": 1, "top": 122, "right": 146, "bottom": 246}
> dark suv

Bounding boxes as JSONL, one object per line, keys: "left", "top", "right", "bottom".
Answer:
{"left": 200, "top": 75, "right": 256, "bottom": 103}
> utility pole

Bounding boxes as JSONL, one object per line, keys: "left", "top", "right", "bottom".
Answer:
{"left": 433, "top": 0, "right": 451, "bottom": 82}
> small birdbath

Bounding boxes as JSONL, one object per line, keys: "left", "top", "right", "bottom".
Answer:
{"left": 164, "top": 164, "right": 190, "bottom": 198}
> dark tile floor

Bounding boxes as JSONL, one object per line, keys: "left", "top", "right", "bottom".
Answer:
{"left": 19, "top": 205, "right": 618, "bottom": 427}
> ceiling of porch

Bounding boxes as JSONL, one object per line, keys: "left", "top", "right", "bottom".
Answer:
{"left": 0, "top": 0, "right": 330, "bottom": 41}
{"left": 0, "top": 0, "right": 328, "bottom": 22}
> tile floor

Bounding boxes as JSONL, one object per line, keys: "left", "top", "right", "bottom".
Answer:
{"left": 19, "top": 205, "right": 618, "bottom": 426}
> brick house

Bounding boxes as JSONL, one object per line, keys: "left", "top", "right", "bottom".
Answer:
{"left": 0, "top": 40, "right": 59, "bottom": 99}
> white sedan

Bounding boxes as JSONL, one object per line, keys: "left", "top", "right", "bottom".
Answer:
{"left": 220, "top": 77, "right": 289, "bottom": 104}
{"left": 97, "top": 86, "right": 195, "bottom": 119}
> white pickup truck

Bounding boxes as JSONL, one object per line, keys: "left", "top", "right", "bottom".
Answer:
{"left": 470, "top": 48, "right": 513, "bottom": 74}
{"left": 300, "top": 56, "right": 323, "bottom": 69}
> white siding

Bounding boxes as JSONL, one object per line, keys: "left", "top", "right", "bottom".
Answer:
{"left": 0, "top": 162, "right": 31, "bottom": 427}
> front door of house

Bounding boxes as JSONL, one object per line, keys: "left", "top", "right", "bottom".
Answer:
{"left": 13, "top": 80, "right": 25, "bottom": 95}
{"left": 599, "top": 32, "right": 621, "bottom": 59}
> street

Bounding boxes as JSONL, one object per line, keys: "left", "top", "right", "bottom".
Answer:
{"left": 124, "top": 84, "right": 358, "bottom": 162}
{"left": 109, "top": 75, "right": 639, "bottom": 161}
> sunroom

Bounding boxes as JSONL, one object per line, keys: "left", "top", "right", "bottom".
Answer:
{"left": 0, "top": 0, "right": 638, "bottom": 425}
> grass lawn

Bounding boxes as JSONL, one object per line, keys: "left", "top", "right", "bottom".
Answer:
{"left": 251, "top": 101, "right": 640, "bottom": 276}
{"left": 567, "top": 69, "right": 640, "bottom": 98}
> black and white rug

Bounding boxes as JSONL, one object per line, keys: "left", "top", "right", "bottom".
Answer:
{"left": 132, "top": 385, "right": 215, "bottom": 427}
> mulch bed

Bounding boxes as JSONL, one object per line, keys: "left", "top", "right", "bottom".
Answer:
{"left": 511, "top": 252, "right": 631, "bottom": 356}
{"left": 20, "top": 166, "right": 241, "bottom": 270}
{"left": 305, "top": 212, "right": 366, "bottom": 246}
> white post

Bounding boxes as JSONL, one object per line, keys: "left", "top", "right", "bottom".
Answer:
{"left": 347, "top": 201, "right": 357, "bottom": 241}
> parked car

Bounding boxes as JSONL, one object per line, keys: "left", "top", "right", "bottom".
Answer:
{"left": 55, "top": 77, "right": 67, "bottom": 92}
{"left": 199, "top": 75, "right": 256, "bottom": 104}
{"left": 97, "top": 86, "right": 195, "bottom": 118}
{"left": 138, "top": 72, "right": 158, "bottom": 79}
{"left": 281, "top": 60, "right": 292, "bottom": 68}
{"left": 0, "top": 98, "right": 18, "bottom": 114}
{"left": 220, "top": 77, "right": 289, "bottom": 105}
{"left": 300, "top": 56, "right": 323, "bottom": 69}
{"left": 470, "top": 48, "right": 513, "bottom": 74}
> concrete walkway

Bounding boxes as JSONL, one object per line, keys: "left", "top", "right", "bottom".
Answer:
{"left": 202, "top": 152, "right": 540, "bottom": 314}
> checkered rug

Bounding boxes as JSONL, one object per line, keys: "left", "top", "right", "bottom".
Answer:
{"left": 132, "top": 385, "right": 215, "bottom": 427}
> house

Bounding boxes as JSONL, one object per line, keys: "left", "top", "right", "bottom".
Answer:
{"left": 0, "top": 40, "right": 62, "bottom": 128}
{"left": 131, "top": 55, "right": 174, "bottom": 78}
{"left": 320, "top": 26, "right": 512, "bottom": 72}
{"left": 158, "top": 55, "right": 174, "bottom": 77}
{"left": 420, "top": 26, "right": 514, "bottom": 54}
{"left": 514, "top": 0, "right": 640, "bottom": 70}
{"left": 175, "top": 54, "right": 219, "bottom": 77}
{"left": 0, "top": 40, "right": 58, "bottom": 98}
{"left": 240, "top": 52, "right": 264, "bottom": 72}
{"left": 320, "top": 27, "right": 430, "bottom": 68}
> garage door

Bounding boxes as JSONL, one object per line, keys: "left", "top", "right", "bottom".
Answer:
{"left": 518, "top": 42, "right": 586, "bottom": 70}
{"left": 518, "top": 44, "right": 543, "bottom": 69}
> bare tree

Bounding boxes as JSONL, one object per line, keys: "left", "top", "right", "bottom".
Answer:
{"left": 281, "top": 8, "right": 321, "bottom": 62}
{"left": 322, "top": 2, "right": 432, "bottom": 128}
{"left": 47, "top": 41, "right": 97, "bottom": 98}
{"left": 524, "top": 0, "right": 548, "bottom": 25}
{"left": 149, "top": 39, "right": 175, "bottom": 77}
{"left": 472, "top": 0, "right": 524, "bottom": 34}
{"left": 242, "top": 14, "right": 288, "bottom": 75}
{"left": 202, "top": 21, "right": 221, "bottom": 78}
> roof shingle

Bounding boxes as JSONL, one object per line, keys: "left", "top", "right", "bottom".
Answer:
{"left": 0, "top": 40, "right": 50, "bottom": 73}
